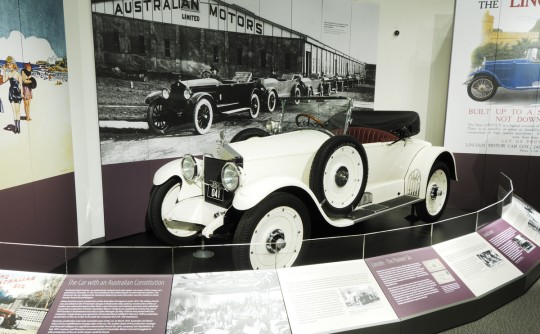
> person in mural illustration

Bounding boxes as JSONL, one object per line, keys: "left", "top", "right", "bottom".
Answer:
{"left": 21, "top": 62, "right": 34, "bottom": 121}
{"left": 0, "top": 66, "right": 3, "bottom": 114}
{"left": 3, "top": 56, "right": 23, "bottom": 133}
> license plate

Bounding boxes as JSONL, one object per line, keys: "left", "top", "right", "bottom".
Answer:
{"left": 206, "top": 183, "right": 224, "bottom": 201}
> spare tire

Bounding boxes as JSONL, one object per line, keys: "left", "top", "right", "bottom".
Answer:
{"left": 230, "top": 128, "right": 269, "bottom": 143}
{"left": 309, "top": 135, "right": 368, "bottom": 215}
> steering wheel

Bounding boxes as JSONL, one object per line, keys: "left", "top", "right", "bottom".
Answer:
{"left": 295, "top": 113, "right": 325, "bottom": 127}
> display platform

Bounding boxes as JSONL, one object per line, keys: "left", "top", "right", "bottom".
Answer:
{"left": 1, "top": 175, "right": 540, "bottom": 333}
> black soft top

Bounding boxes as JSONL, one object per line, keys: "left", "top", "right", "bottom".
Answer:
{"left": 328, "top": 109, "right": 420, "bottom": 138}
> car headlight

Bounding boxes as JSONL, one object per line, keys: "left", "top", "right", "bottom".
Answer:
{"left": 221, "top": 162, "right": 240, "bottom": 192}
{"left": 183, "top": 89, "right": 191, "bottom": 99}
{"left": 181, "top": 154, "right": 198, "bottom": 181}
{"left": 162, "top": 88, "right": 170, "bottom": 99}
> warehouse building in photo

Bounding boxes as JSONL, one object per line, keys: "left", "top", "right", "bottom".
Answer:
{"left": 91, "top": 0, "right": 366, "bottom": 79}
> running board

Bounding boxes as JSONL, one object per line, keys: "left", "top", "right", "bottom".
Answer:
{"left": 329, "top": 195, "right": 422, "bottom": 222}
{"left": 221, "top": 107, "right": 251, "bottom": 114}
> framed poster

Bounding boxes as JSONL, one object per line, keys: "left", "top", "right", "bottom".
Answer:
{"left": 445, "top": 0, "right": 540, "bottom": 156}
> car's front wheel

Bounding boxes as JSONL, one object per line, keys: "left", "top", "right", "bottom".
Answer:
{"left": 193, "top": 98, "right": 213, "bottom": 135}
{"left": 414, "top": 161, "right": 450, "bottom": 222}
{"left": 147, "top": 101, "right": 169, "bottom": 134}
{"left": 467, "top": 75, "right": 498, "bottom": 101}
{"left": 310, "top": 136, "right": 368, "bottom": 215}
{"left": 232, "top": 192, "right": 310, "bottom": 270}
{"left": 266, "top": 90, "right": 277, "bottom": 112}
{"left": 249, "top": 92, "right": 260, "bottom": 118}
{"left": 148, "top": 178, "right": 200, "bottom": 245}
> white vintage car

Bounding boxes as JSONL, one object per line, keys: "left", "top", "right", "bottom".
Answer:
{"left": 147, "top": 97, "right": 457, "bottom": 270}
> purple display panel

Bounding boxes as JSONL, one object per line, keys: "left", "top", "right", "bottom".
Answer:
{"left": 478, "top": 219, "right": 540, "bottom": 273}
{"left": 365, "top": 247, "right": 475, "bottom": 318}
{"left": 38, "top": 275, "right": 172, "bottom": 334}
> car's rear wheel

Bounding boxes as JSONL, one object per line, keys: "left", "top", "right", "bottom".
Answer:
{"left": 310, "top": 136, "right": 368, "bottom": 215}
{"left": 293, "top": 86, "right": 301, "bottom": 105}
{"left": 467, "top": 75, "right": 498, "bottom": 101}
{"left": 147, "top": 101, "right": 169, "bottom": 134}
{"left": 249, "top": 92, "right": 260, "bottom": 118}
{"left": 306, "top": 87, "right": 313, "bottom": 102}
{"left": 230, "top": 128, "right": 269, "bottom": 143}
{"left": 148, "top": 178, "right": 200, "bottom": 245}
{"left": 232, "top": 192, "right": 310, "bottom": 270}
{"left": 414, "top": 161, "right": 450, "bottom": 222}
{"left": 193, "top": 98, "right": 213, "bottom": 135}
{"left": 266, "top": 90, "right": 277, "bottom": 112}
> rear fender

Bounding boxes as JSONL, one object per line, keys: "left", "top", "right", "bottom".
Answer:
{"left": 405, "top": 147, "right": 457, "bottom": 199}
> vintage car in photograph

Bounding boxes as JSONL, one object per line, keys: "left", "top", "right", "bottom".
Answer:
{"left": 145, "top": 72, "right": 261, "bottom": 135}
{"left": 147, "top": 97, "right": 457, "bottom": 270}
{"left": 466, "top": 47, "right": 540, "bottom": 101}
{"left": 258, "top": 73, "right": 314, "bottom": 112}
{"left": 0, "top": 308, "right": 21, "bottom": 329}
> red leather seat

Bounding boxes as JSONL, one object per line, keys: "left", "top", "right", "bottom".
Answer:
{"left": 332, "top": 127, "right": 399, "bottom": 144}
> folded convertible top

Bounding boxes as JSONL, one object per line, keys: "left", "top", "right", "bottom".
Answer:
{"left": 328, "top": 109, "right": 420, "bottom": 138}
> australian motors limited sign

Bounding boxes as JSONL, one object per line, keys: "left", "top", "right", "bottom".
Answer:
{"left": 95, "top": 0, "right": 265, "bottom": 35}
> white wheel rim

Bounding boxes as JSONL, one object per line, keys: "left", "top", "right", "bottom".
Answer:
{"left": 425, "top": 169, "right": 448, "bottom": 216}
{"left": 194, "top": 100, "right": 213, "bottom": 134}
{"left": 162, "top": 184, "right": 197, "bottom": 237}
{"left": 250, "top": 94, "right": 260, "bottom": 118}
{"left": 267, "top": 91, "right": 276, "bottom": 112}
{"left": 322, "top": 146, "right": 363, "bottom": 208}
{"left": 248, "top": 206, "right": 304, "bottom": 269}
{"left": 471, "top": 78, "right": 494, "bottom": 99}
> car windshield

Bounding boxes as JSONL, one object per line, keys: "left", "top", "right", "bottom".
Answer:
{"left": 275, "top": 96, "right": 353, "bottom": 134}
{"left": 280, "top": 73, "right": 296, "bottom": 80}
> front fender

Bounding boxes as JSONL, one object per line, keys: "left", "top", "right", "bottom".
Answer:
{"left": 190, "top": 92, "right": 215, "bottom": 105}
{"left": 232, "top": 177, "right": 317, "bottom": 211}
{"left": 153, "top": 159, "right": 183, "bottom": 185}
{"left": 153, "top": 158, "right": 204, "bottom": 199}
{"left": 145, "top": 90, "right": 164, "bottom": 105}
{"left": 466, "top": 70, "right": 501, "bottom": 86}
{"left": 405, "top": 147, "right": 457, "bottom": 199}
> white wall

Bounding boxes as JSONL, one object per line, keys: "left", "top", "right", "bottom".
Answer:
{"left": 373, "top": 0, "right": 455, "bottom": 145}
{"left": 63, "top": 0, "right": 456, "bottom": 244}
{"left": 64, "top": 0, "right": 105, "bottom": 245}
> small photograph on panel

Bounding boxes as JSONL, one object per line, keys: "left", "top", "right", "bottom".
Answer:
{"left": 340, "top": 285, "right": 381, "bottom": 307}
{"left": 167, "top": 271, "right": 291, "bottom": 334}
{"left": 476, "top": 250, "right": 503, "bottom": 268}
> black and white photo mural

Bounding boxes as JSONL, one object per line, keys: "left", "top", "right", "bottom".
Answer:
{"left": 91, "top": 0, "right": 379, "bottom": 164}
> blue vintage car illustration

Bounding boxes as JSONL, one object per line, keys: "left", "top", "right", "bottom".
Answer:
{"left": 466, "top": 48, "right": 540, "bottom": 101}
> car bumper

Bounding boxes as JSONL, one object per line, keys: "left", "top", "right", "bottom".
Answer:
{"left": 164, "top": 196, "right": 227, "bottom": 238}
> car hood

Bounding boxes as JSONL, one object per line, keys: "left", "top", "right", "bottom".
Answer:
{"left": 183, "top": 78, "right": 221, "bottom": 87}
{"left": 229, "top": 130, "right": 331, "bottom": 161}
{"left": 483, "top": 58, "right": 529, "bottom": 66}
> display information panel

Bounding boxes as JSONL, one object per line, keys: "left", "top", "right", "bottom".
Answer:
{"left": 167, "top": 270, "right": 290, "bottom": 334}
{"left": 277, "top": 260, "right": 398, "bottom": 334}
{"left": 503, "top": 196, "right": 540, "bottom": 245}
{"left": 478, "top": 218, "right": 540, "bottom": 273}
{"left": 432, "top": 233, "right": 522, "bottom": 296}
{"left": 38, "top": 275, "right": 172, "bottom": 334}
{"left": 364, "top": 247, "right": 474, "bottom": 318}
